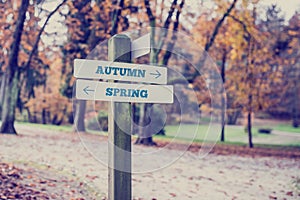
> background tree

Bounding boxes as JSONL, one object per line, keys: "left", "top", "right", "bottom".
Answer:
{"left": 192, "top": 1, "right": 287, "bottom": 147}
{"left": 24, "top": 53, "right": 71, "bottom": 125}
{"left": 0, "top": 0, "right": 66, "bottom": 134}
{"left": 226, "top": 4, "right": 284, "bottom": 148}
{"left": 60, "top": 0, "right": 136, "bottom": 132}
{"left": 266, "top": 12, "right": 300, "bottom": 127}
{"left": 60, "top": 0, "right": 93, "bottom": 132}
{"left": 188, "top": 0, "right": 239, "bottom": 142}
{"left": 134, "top": 0, "right": 186, "bottom": 145}
{"left": 0, "top": 0, "right": 30, "bottom": 134}
{"left": 285, "top": 13, "right": 300, "bottom": 127}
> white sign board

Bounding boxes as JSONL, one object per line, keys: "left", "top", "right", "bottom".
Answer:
{"left": 74, "top": 59, "right": 167, "bottom": 84}
{"left": 131, "top": 33, "right": 150, "bottom": 59}
{"left": 76, "top": 79, "right": 173, "bottom": 103}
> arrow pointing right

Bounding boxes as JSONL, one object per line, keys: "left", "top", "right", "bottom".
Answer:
{"left": 149, "top": 70, "right": 161, "bottom": 79}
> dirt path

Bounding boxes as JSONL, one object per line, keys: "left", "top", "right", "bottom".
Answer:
{"left": 272, "top": 130, "right": 300, "bottom": 138}
{"left": 0, "top": 125, "right": 300, "bottom": 199}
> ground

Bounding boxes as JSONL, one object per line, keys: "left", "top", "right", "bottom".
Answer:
{"left": 0, "top": 124, "right": 300, "bottom": 199}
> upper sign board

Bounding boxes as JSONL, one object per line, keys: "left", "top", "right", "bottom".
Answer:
{"left": 131, "top": 33, "right": 150, "bottom": 59}
{"left": 74, "top": 59, "right": 167, "bottom": 84}
{"left": 76, "top": 79, "right": 173, "bottom": 103}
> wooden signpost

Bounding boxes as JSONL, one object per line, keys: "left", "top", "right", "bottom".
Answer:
{"left": 108, "top": 34, "right": 132, "bottom": 200}
{"left": 74, "top": 34, "right": 173, "bottom": 200}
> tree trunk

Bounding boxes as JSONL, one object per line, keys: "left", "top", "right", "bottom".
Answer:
{"left": 111, "top": 0, "right": 124, "bottom": 35}
{"left": 32, "top": 111, "right": 37, "bottom": 123}
{"left": 56, "top": 107, "right": 66, "bottom": 126}
{"left": 135, "top": 103, "right": 156, "bottom": 146}
{"left": 73, "top": 100, "right": 86, "bottom": 132}
{"left": 0, "top": 0, "right": 29, "bottom": 134}
{"left": 292, "top": 111, "right": 298, "bottom": 128}
{"left": 131, "top": 103, "right": 139, "bottom": 134}
{"left": 292, "top": 79, "right": 299, "bottom": 128}
{"left": 47, "top": 111, "right": 51, "bottom": 123}
{"left": 68, "top": 101, "right": 75, "bottom": 124}
{"left": 42, "top": 108, "right": 47, "bottom": 124}
{"left": 204, "top": 0, "right": 238, "bottom": 52}
{"left": 220, "top": 49, "right": 226, "bottom": 142}
{"left": 0, "top": 73, "right": 6, "bottom": 118}
{"left": 135, "top": 20, "right": 157, "bottom": 145}
{"left": 51, "top": 115, "right": 58, "bottom": 125}
{"left": 247, "top": 94, "right": 253, "bottom": 148}
{"left": 135, "top": 21, "right": 158, "bottom": 145}
{"left": 221, "top": 96, "right": 225, "bottom": 142}
{"left": 247, "top": 111, "right": 253, "bottom": 148}
{"left": 1, "top": 71, "right": 20, "bottom": 134}
{"left": 26, "top": 107, "right": 31, "bottom": 122}
{"left": 227, "top": 108, "right": 241, "bottom": 125}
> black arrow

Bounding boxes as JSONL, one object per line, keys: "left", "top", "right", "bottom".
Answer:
{"left": 149, "top": 70, "right": 161, "bottom": 79}
{"left": 83, "top": 86, "right": 95, "bottom": 95}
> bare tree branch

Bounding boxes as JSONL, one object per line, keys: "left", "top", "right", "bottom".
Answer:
{"left": 163, "top": 0, "right": 177, "bottom": 29}
{"left": 156, "top": 0, "right": 178, "bottom": 52}
{"left": 144, "top": 0, "right": 155, "bottom": 23}
{"left": 176, "top": 0, "right": 239, "bottom": 84}
{"left": 228, "top": 14, "right": 252, "bottom": 41}
{"left": 204, "top": 0, "right": 238, "bottom": 51}
{"left": 162, "top": 0, "right": 185, "bottom": 65}
{"left": 111, "top": 0, "right": 125, "bottom": 35}
{"left": 24, "top": 0, "right": 67, "bottom": 71}
{"left": 8, "top": 0, "right": 29, "bottom": 73}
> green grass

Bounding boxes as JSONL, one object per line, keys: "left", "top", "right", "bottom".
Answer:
{"left": 93, "top": 123, "right": 297, "bottom": 147}
{"left": 274, "top": 124, "right": 300, "bottom": 133}
{"left": 16, "top": 121, "right": 73, "bottom": 132}
{"left": 160, "top": 123, "right": 300, "bottom": 147}
{"left": 16, "top": 121, "right": 109, "bottom": 136}
{"left": 162, "top": 124, "right": 263, "bottom": 142}
{"left": 14, "top": 121, "right": 300, "bottom": 147}
{"left": 85, "top": 128, "right": 108, "bottom": 136}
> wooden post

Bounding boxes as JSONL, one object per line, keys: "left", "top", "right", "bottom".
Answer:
{"left": 108, "top": 34, "right": 132, "bottom": 200}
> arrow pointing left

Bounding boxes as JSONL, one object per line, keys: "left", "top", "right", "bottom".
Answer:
{"left": 83, "top": 86, "right": 95, "bottom": 95}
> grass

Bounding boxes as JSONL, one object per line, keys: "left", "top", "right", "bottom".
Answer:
{"left": 153, "top": 133, "right": 249, "bottom": 147}
{"left": 160, "top": 123, "right": 300, "bottom": 147}
{"left": 13, "top": 121, "right": 300, "bottom": 147}
{"left": 16, "top": 121, "right": 73, "bottom": 132}
{"left": 162, "top": 124, "right": 264, "bottom": 142}
{"left": 274, "top": 124, "right": 300, "bottom": 133}
{"left": 16, "top": 121, "right": 109, "bottom": 136}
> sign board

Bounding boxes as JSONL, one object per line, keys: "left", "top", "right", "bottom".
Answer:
{"left": 74, "top": 59, "right": 167, "bottom": 84}
{"left": 131, "top": 33, "right": 150, "bottom": 59}
{"left": 76, "top": 79, "right": 173, "bottom": 103}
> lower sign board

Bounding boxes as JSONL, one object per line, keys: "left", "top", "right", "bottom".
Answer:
{"left": 76, "top": 79, "right": 174, "bottom": 104}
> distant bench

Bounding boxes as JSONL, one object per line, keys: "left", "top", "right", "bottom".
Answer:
{"left": 258, "top": 128, "right": 272, "bottom": 134}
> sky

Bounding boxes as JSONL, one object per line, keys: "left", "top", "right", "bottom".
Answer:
{"left": 199, "top": 0, "right": 300, "bottom": 20}
{"left": 260, "top": 0, "right": 300, "bottom": 19}
{"left": 42, "top": 0, "right": 300, "bottom": 46}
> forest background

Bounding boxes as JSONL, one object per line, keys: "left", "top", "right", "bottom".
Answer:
{"left": 0, "top": 0, "right": 299, "bottom": 148}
